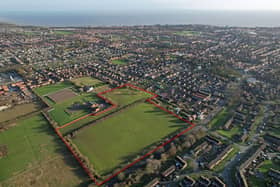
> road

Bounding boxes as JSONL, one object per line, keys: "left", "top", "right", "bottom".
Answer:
{"left": 221, "top": 144, "right": 252, "bottom": 187}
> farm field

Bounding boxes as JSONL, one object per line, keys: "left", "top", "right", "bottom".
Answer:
{"left": 71, "top": 102, "right": 185, "bottom": 175}
{"left": 0, "top": 114, "right": 87, "bottom": 185}
{"left": 0, "top": 103, "right": 41, "bottom": 123}
{"left": 71, "top": 77, "right": 105, "bottom": 88}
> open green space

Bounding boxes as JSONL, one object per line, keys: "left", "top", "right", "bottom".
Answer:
{"left": 71, "top": 102, "right": 186, "bottom": 175}
{"left": 71, "top": 77, "right": 105, "bottom": 88}
{"left": 60, "top": 105, "right": 113, "bottom": 136}
{"left": 248, "top": 175, "right": 266, "bottom": 187}
{"left": 48, "top": 92, "right": 102, "bottom": 126}
{"left": 1, "top": 156, "right": 88, "bottom": 187}
{"left": 248, "top": 159, "right": 280, "bottom": 187}
{"left": 0, "top": 114, "right": 87, "bottom": 185}
{"left": 175, "top": 30, "right": 200, "bottom": 36}
{"left": 103, "top": 87, "right": 152, "bottom": 107}
{"left": 33, "top": 81, "right": 105, "bottom": 126}
{"left": 61, "top": 86, "right": 153, "bottom": 137}
{"left": 249, "top": 105, "right": 264, "bottom": 138}
{"left": 258, "top": 159, "right": 280, "bottom": 173}
{"left": 23, "top": 31, "right": 38, "bottom": 36}
{"left": 213, "top": 145, "right": 239, "bottom": 172}
{"left": 211, "top": 65, "right": 242, "bottom": 79}
{"left": 0, "top": 102, "right": 41, "bottom": 123}
{"left": 0, "top": 115, "right": 60, "bottom": 181}
{"left": 53, "top": 30, "right": 75, "bottom": 35}
{"left": 269, "top": 127, "right": 280, "bottom": 137}
{"left": 217, "top": 126, "right": 242, "bottom": 139}
{"left": 208, "top": 108, "right": 232, "bottom": 129}
{"left": 111, "top": 59, "right": 128, "bottom": 65}
{"left": 33, "top": 81, "right": 73, "bottom": 96}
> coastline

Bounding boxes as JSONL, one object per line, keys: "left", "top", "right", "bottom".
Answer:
{"left": 1, "top": 10, "right": 280, "bottom": 27}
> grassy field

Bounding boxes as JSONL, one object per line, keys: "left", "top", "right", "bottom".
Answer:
{"left": 111, "top": 59, "right": 128, "bottom": 65}
{"left": 0, "top": 103, "right": 41, "bottom": 123}
{"left": 33, "top": 81, "right": 104, "bottom": 126}
{"left": 48, "top": 92, "right": 102, "bottom": 126}
{"left": 248, "top": 159, "right": 280, "bottom": 187}
{"left": 72, "top": 102, "right": 186, "bottom": 175}
{"left": 248, "top": 105, "right": 264, "bottom": 138}
{"left": 0, "top": 114, "right": 87, "bottom": 185}
{"left": 33, "top": 81, "right": 73, "bottom": 96}
{"left": 175, "top": 31, "right": 200, "bottom": 36}
{"left": 1, "top": 156, "right": 87, "bottom": 187}
{"left": 217, "top": 126, "right": 242, "bottom": 139}
{"left": 211, "top": 65, "right": 242, "bottom": 79}
{"left": 60, "top": 105, "right": 113, "bottom": 136}
{"left": 59, "top": 87, "right": 150, "bottom": 134}
{"left": 53, "top": 30, "right": 75, "bottom": 35}
{"left": 213, "top": 145, "right": 239, "bottom": 172}
{"left": 247, "top": 175, "right": 266, "bottom": 187}
{"left": 71, "top": 77, "right": 104, "bottom": 87}
{"left": 258, "top": 159, "right": 280, "bottom": 173}
{"left": 103, "top": 87, "right": 152, "bottom": 107}
{"left": 23, "top": 31, "right": 37, "bottom": 36}
{"left": 208, "top": 108, "right": 232, "bottom": 129}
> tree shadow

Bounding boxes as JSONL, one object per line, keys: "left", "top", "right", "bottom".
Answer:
{"left": 168, "top": 119, "right": 186, "bottom": 124}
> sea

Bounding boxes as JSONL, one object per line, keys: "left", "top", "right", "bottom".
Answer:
{"left": 0, "top": 10, "right": 280, "bottom": 27}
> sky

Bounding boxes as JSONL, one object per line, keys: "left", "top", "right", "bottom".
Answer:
{"left": 1, "top": 0, "right": 280, "bottom": 11}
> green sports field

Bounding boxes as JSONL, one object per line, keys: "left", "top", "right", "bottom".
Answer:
{"left": 53, "top": 30, "right": 75, "bottom": 35}
{"left": 72, "top": 102, "right": 185, "bottom": 175}
{"left": 103, "top": 86, "right": 152, "bottom": 107}
{"left": 175, "top": 30, "right": 200, "bottom": 36}
{"left": 111, "top": 59, "right": 128, "bottom": 65}
{"left": 71, "top": 77, "right": 105, "bottom": 88}
{"left": 33, "top": 81, "right": 73, "bottom": 96}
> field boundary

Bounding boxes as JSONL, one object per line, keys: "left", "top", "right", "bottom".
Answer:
{"left": 55, "top": 83, "right": 196, "bottom": 186}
